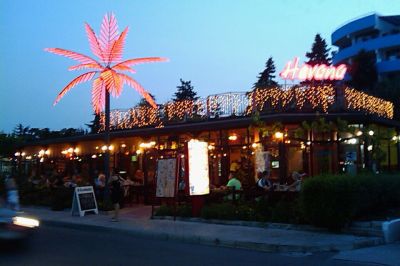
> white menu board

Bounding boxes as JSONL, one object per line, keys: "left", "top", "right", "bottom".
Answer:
{"left": 188, "top": 139, "right": 210, "bottom": 195}
{"left": 255, "top": 147, "right": 269, "bottom": 177}
{"left": 155, "top": 158, "right": 177, "bottom": 198}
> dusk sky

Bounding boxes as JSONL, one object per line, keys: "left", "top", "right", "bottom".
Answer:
{"left": 0, "top": 0, "right": 398, "bottom": 133}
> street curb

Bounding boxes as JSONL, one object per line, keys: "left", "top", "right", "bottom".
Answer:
{"left": 40, "top": 219, "right": 384, "bottom": 253}
{"left": 153, "top": 216, "right": 328, "bottom": 233}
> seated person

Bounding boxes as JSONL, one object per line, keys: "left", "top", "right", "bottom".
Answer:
{"left": 285, "top": 171, "right": 305, "bottom": 191}
{"left": 95, "top": 172, "right": 106, "bottom": 188}
{"left": 256, "top": 170, "right": 274, "bottom": 191}
{"left": 133, "top": 170, "right": 144, "bottom": 185}
{"left": 221, "top": 171, "right": 242, "bottom": 200}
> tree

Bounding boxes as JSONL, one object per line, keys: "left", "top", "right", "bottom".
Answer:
{"left": 375, "top": 77, "right": 400, "bottom": 120}
{"left": 173, "top": 79, "right": 198, "bottom": 101}
{"left": 253, "top": 57, "right": 278, "bottom": 89}
{"left": 348, "top": 49, "right": 377, "bottom": 92}
{"left": 86, "top": 113, "right": 102, "bottom": 133}
{"left": 305, "top": 34, "right": 331, "bottom": 66}
{"left": 302, "top": 34, "right": 331, "bottom": 86}
{"left": 12, "top": 124, "right": 30, "bottom": 137}
{"left": 136, "top": 93, "right": 156, "bottom": 107}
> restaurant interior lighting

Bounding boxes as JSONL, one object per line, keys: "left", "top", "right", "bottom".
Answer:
{"left": 139, "top": 142, "right": 156, "bottom": 149}
{"left": 74, "top": 148, "right": 80, "bottom": 153}
{"left": 45, "top": 150, "right": 51, "bottom": 155}
{"left": 368, "top": 130, "right": 374, "bottom": 136}
{"left": 251, "top": 143, "right": 258, "bottom": 148}
{"left": 136, "top": 150, "right": 142, "bottom": 155}
{"left": 208, "top": 145, "right": 215, "bottom": 150}
{"left": 356, "top": 130, "right": 363, "bottom": 136}
{"left": 21, "top": 152, "right": 26, "bottom": 156}
{"left": 68, "top": 147, "right": 74, "bottom": 153}
{"left": 91, "top": 154, "right": 97, "bottom": 158}
{"left": 101, "top": 145, "right": 107, "bottom": 151}
{"left": 274, "top": 132, "right": 284, "bottom": 139}
{"left": 228, "top": 135, "right": 238, "bottom": 141}
{"left": 121, "top": 144, "right": 127, "bottom": 148}
{"left": 14, "top": 152, "right": 21, "bottom": 157}
{"left": 108, "top": 145, "right": 114, "bottom": 151}
{"left": 348, "top": 138, "right": 357, "bottom": 144}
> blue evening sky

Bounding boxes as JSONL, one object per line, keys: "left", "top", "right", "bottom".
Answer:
{"left": 0, "top": 0, "right": 398, "bottom": 133}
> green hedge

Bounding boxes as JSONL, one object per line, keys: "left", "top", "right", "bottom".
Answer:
{"left": 154, "top": 204, "right": 192, "bottom": 217}
{"left": 300, "top": 173, "right": 400, "bottom": 230}
{"left": 19, "top": 184, "right": 73, "bottom": 211}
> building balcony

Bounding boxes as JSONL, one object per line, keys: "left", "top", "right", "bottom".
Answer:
{"left": 332, "top": 33, "right": 400, "bottom": 64}
{"left": 332, "top": 14, "right": 377, "bottom": 46}
{"left": 377, "top": 58, "right": 400, "bottom": 73}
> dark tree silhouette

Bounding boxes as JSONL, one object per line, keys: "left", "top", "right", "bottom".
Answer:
{"left": 136, "top": 93, "right": 156, "bottom": 107}
{"left": 173, "top": 79, "right": 198, "bottom": 101}
{"left": 302, "top": 34, "right": 331, "bottom": 85}
{"left": 348, "top": 49, "right": 378, "bottom": 92}
{"left": 86, "top": 113, "right": 102, "bottom": 134}
{"left": 305, "top": 34, "right": 331, "bottom": 65}
{"left": 253, "top": 57, "right": 278, "bottom": 89}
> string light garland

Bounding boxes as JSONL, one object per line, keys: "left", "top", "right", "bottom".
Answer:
{"left": 344, "top": 87, "right": 393, "bottom": 119}
{"left": 99, "top": 85, "right": 394, "bottom": 131}
{"left": 247, "top": 85, "right": 335, "bottom": 113}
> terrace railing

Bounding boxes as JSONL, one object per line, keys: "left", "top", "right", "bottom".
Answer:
{"left": 100, "top": 85, "right": 393, "bottom": 131}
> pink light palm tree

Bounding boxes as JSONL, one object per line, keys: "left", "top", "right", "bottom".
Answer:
{"left": 45, "top": 14, "right": 167, "bottom": 199}
{"left": 45, "top": 13, "right": 167, "bottom": 114}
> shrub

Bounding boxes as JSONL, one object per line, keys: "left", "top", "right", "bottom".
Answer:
{"left": 300, "top": 174, "right": 355, "bottom": 230}
{"left": 270, "top": 200, "right": 302, "bottom": 224}
{"left": 300, "top": 173, "right": 400, "bottom": 230}
{"left": 50, "top": 187, "right": 73, "bottom": 211}
{"left": 235, "top": 203, "right": 257, "bottom": 221}
{"left": 176, "top": 204, "right": 192, "bottom": 217}
{"left": 201, "top": 203, "right": 236, "bottom": 220}
{"left": 154, "top": 205, "right": 174, "bottom": 216}
{"left": 154, "top": 204, "right": 192, "bottom": 217}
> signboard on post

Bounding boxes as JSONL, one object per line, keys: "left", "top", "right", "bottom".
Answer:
{"left": 187, "top": 139, "right": 209, "bottom": 196}
{"left": 71, "top": 186, "right": 98, "bottom": 217}
{"left": 255, "top": 148, "right": 269, "bottom": 173}
{"left": 155, "top": 158, "right": 178, "bottom": 198}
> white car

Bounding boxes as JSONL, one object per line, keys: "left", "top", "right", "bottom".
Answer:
{"left": 0, "top": 206, "right": 39, "bottom": 242}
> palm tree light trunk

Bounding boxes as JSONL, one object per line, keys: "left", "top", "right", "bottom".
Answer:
{"left": 104, "top": 90, "right": 111, "bottom": 202}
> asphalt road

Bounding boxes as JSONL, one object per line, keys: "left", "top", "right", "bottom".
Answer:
{"left": 0, "top": 225, "right": 377, "bottom": 266}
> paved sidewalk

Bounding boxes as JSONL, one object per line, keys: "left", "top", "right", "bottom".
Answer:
{"left": 334, "top": 243, "right": 400, "bottom": 266}
{"left": 22, "top": 205, "right": 384, "bottom": 253}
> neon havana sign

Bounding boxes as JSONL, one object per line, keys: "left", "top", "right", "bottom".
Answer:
{"left": 279, "top": 57, "right": 347, "bottom": 81}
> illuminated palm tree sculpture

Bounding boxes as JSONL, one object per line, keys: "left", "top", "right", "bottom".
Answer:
{"left": 45, "top": 13, "right": 167, "bottom": 187}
